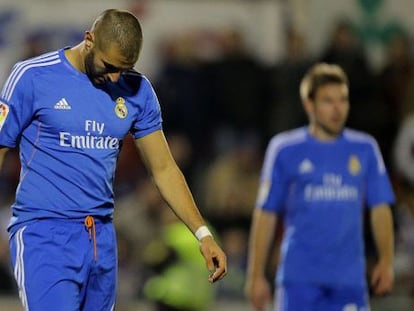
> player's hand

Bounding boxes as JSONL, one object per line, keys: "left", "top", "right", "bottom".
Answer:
{"left": 371, "top": 260, "right": 394, "bottom": 296}
{"left": 199, "top": 236, "right": 227, "bottom": 283}
{"left": 245, "top": 275, "right": 272, "bottom": 311}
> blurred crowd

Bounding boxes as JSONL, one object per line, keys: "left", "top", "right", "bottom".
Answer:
{"left": 1, "top": 15, "right": 414, "bottom": 311}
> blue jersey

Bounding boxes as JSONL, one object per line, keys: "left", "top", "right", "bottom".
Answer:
{"left": 256, "top": 127, "right": 395, "bottom": 287}
{"left": 0, "top": 49, "right": 162, "bottom": 230}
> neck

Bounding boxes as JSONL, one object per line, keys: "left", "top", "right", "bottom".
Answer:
{"left": 64, "top": 42, "right": 86, "bottom": 73}
{"left": 308, "top": 124, "right": 340, "bottom": 142}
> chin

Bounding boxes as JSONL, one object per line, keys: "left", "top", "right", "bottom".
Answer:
{"left": 322, "top": 125, "right": 343, "bottom": 137}
{"left": 332, "top": 127, "right": 344, "bottom": 136}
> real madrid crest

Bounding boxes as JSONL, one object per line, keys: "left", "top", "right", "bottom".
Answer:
{"left": 115, "top": 97, "right": 128, "bottom": 119}
{"left": 348, "top": 155, "right": 361, "bottom": 176}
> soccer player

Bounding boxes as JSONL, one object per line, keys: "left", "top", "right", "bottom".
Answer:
{"left": 245, "top": 63, "right": 394, "bottom": 311}
{"left": 0, "top": 9, "right": 226, "bottom": 311}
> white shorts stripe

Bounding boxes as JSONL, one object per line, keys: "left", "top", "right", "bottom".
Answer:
{"left": 14, "top": 226, "right": 28, "bottom": 311}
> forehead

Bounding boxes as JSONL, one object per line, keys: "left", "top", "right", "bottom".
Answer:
{"left": 315, "top": 83, "right": 348, "bottom": 98}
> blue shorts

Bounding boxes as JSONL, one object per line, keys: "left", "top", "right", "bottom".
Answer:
{"left": 274, "top": 283, "right": 369, "bottom": 311}
{"left": 9, "top": 217, "right": 117, "bottom": 311}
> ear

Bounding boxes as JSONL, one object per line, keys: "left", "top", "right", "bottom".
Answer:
{"left": 84, "top": 31, "right": 94, "bottom": 50}
{"left": 303, "top": 99, "right": 313, "bottom": 115}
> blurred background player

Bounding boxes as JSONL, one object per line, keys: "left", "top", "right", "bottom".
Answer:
{"left": 245, "top": 63, "right": 395, "bottom": 311}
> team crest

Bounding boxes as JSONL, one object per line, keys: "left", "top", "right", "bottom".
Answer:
{"left": 114, "top": 97, "right": 128, "bottom": 119}
{"left": 0, "top": 101, "right": 10, "bottom": 131}
{"left": 348, "top": 155, "right": 361, "bottom": 175}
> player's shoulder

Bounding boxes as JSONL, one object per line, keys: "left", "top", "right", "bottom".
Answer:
{"left": 342, "top": 128, "right": 378, "bottom": 147}
{"left": 11, "top": 50, "right": 61, "bottom": 76}
{"left": 2, "top": 50, "right": 61, "bottom": 99}
{"left": 267, "top": 127, "right": 308, "bottom": 154}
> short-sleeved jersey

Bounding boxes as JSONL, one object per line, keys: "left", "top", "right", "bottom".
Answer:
{"left": 0, "top": 49, "right": 162, "bottom": 230}
{"left": 256, "top": 127, "right": 395, "bottom": 287}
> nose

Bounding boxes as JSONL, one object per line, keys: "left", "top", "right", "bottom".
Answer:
{"left": 107, "top": 72, "right": 121, "bottom": 82}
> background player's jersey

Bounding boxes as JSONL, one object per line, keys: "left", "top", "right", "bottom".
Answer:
{"left": 0, "top": 49, "right": 162, "bottom": 230}
{"left": 256, "top": 127, "right": 395, "bottom": 287}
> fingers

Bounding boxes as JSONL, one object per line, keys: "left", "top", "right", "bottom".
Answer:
{"left": 373, "top": 281, "right": 392, "bottom": 296}
{"left": 246, "top": 279, "right": 272, "bottom": 311}
{"left": 199, "top": 238, "right": 227, "bottom": 283}
{"left": 370, "top": 269, "right": 380, "bottom": 288}
{"left": 205, "top": 254, "right": 215, "bottom": 272}
{"left": 373, "top": 278, "right": 393, "bottom": 296}
{"left": 371, "top": 268, "right": 393, "bottom": 296}
{"left": 251, "top": 295, "right": 267, "bottom": 311}
{"left": 208, "top": 254, "right": 227, "bottom": 283}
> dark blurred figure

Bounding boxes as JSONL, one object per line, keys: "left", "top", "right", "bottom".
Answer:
{"left": 154, "top": 33, "right": 210, "bottom": 166}
{"left": 0, "top": 200, "right": 16, "bottom": 295}
{"left": 392, "top": 113, "right": 414, "bottom": 298}
{"left": 204, "top": 28, "right": 269, "bottom": 141}
{"left": 202, "top": 132, "right": 261, "bottom": 231}
{"left": 377, "top": 28, "right": 414, "bottom": 168}
{"left": 114, "top": 134, "right": 147, "bottom": 197}
{"left": 0, "top": 150, "right": 19, "bottom": 295}
{"left": 267, "top": 27, "right": 312, "bottom": 138}
{"left": 320, "top": 19, "right": 378, "bottom": 135}
{"left": 165, "top": 132, "right": 195, "bottom": 184}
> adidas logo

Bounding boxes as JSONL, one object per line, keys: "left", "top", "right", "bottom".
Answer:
{"left": 54, "top": 98, "right": 71, "bottom": 110}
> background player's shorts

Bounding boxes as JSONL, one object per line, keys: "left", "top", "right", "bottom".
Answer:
{"left": 9, "top": 217, "right": 117, "bottom": 311}
{"left": 275, "top": 283, "right": 369, "bottom": 311}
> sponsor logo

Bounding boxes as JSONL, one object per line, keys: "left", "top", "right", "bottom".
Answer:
{"left": 59, "top": 120, "right": 119, "bottom": 150}
{"left": 59, "top": 132, "right": 119, "bottom": 149}
{"left": 304, "top": 173, "right": 358, "bottom": 202}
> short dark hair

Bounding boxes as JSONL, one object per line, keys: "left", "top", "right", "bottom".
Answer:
{"left": 91, "top": 9, "right": 143, "bottom": 62}
{"left": 300, "top": 63, "right": 348, "bottom": 101}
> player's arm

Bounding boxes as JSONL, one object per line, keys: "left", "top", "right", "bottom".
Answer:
{"left": 370, "top": 203, "right": 394, "bottom": 295}
{"left": 135, "top": 129, "right": 227, "bottom": 282}
{"left": 245, "top": 208, "right": 277, "bottom": 311}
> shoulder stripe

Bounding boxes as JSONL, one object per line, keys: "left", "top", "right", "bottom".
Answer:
{"left": 1, "top": 52, "right": 61, "bottom": 101}
{"left": 343, "top": 129, "right": 386, "bottom": 173}
{"left": 261, "top": 129, "right": 306, "bottom": 181}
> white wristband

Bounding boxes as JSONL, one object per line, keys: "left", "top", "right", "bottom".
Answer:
{"left": 195, "top": 225, "right": 212, "bottom": 241}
